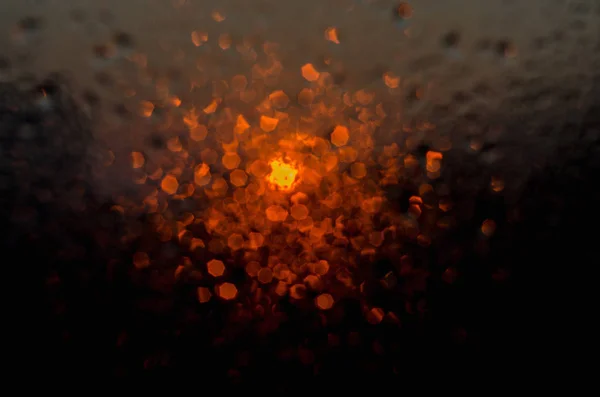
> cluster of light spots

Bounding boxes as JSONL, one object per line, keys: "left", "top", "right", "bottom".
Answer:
{"left": 107, "top": 20, "right": 474, "bottom": 330}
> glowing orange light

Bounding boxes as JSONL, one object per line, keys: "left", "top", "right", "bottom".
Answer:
{"left": 267, "top": 158, "right": 299, "bottom": 191}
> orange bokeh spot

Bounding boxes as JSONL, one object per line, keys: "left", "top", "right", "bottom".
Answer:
{"left": 161, "top": 174, "right": 179, "bottom": 195}
{"left": 131, "top": 151, "right": 145, "bottom": 169}
{"left": 331, "top": 125, "right": 349, "bottom": 147}
{"left": 197, "top": 287, "right": 212, "bottom": 303}
{"left": 217, "top": 282, "right": 238, "bottom": 300}
{"left": 222, "top": 152, "right": 241, "bottom": 170}
{"left": 315, "top": 293, "right": 334, "bottom": 310}
{"left": 207, "top": 259, "right": 225, "bottom": 277}
{"left": 266, "top": 205, "right": 289, "bottom": 222}
{"left": 268, "top": 159, "right": 298, "bottom": 191}
{"left": 257, "top": 267, "right": 273, "bottom": 284}
{"left": 230, "top": 169, "right": 248, "bottom": 187}
{"left": 290, "top": 204, "right": 309, "bottom": 220}
{"left": 301, "top": 63, "right": 320, "bottom": 82}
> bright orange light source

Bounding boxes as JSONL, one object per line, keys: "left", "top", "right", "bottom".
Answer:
{"left": 267, "top": 158, "right": 299, "bottom": 191}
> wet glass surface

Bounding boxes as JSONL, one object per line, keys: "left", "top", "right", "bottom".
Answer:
{"left": 2, "top": 0, "right": 598, "bottom": 387}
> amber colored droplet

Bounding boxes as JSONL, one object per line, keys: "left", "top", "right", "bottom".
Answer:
{"left": 131, "top": 151, "right": 145, "bottom": 169}
{"left": 324, "top": 27, "right": 340, "bottom": 44}
{"left": 491, "top": 176, "right": 505, "bottom": 192}
{"left": 367, "top": 307, "right": 385, "bottom": 324}
{"left": 211, "top": 10, "right": 226, "bottom": 22}
{"left": 396, "top": 2, "right": 413, "bottom": 19}
{"left": 290, "top": 204, "right": 309, "bottom": 220}
{"left": 191, "top": 31, "right": 208, "bottom": 46}
{"left": 133, "top": 251, "right": 150, "bottom": 269}
{"left": 315, "top": 293, "right": 334, "bottom": 310}
{"left": 201, "top": 148, "right": 218, "bottom": 165}
{"left": 338, "top": 146, "right": 357, "bottom": 163}
{"left": 139, "top": 101, "right": 154, "bottom": 117}
{"left": 167, "top": 136, "right": 183, "bottom": 152}
{"left": 194, "top": 163, "right": 211, "bottom": 186}
{"left": 197, "top": 287, "right": 211, "bottom": 303}
{"left": 161, "top": 175, "right": 179, "bottom": 195}
{"left": 260, "top": 115, "right": 279, "bottom": 132}
{"left": 190, "top": 125, "right": 208, "bottom": 141}
{"left": 297, "top": 88, "right": 314, "bottom": 106}
{"left": 231, "top": 75, "right": 248, "bottom": 91}
{"left": 331, "top": 125, "right": 349, "bottom": 147}
{"left": 249, "top": 160, "right": 269, "bottom": 177}
{"left": 383, "top": 72, "right": 400, "bottom": 88}
{"left": 218, "top": 33, "right": 232, "bottom": 49}
{"left": 207, "top": 259, "right": 225, "bottom": 277}
{"left": 168, "top": 96, "right": 181, "bottom": 107}
{"left": 227, "top": 233, "right": 244, "bottom": 251}
{"left": 257, "top": 267, "right": 273, "bottom": 284}
{"left": 222, "top": 152, "right": 241, "bottom": 170}
{"left": 246, "top": 261, "right": 261, "bottom": 277}
{"left": 218, "top": 283, "right": 237, "bottom": 300}
{"left": 266, "top": 205, "right": 288, "bottom": 222}
{"left": 229, "top": 169, "right": 248, "bottom": 187}
{"left": 301, "top": 63, "right": 320, "bottom": 82}
{"left": 350, "top": 162, "right": 367, "bottom": 179}
{"left": 426, "top": 151, "right": 443, "bottom": 173}
{"left": 248, "top": 232, "right": 264, "bottom": 250}
{"left": 235, "top": 115, "right": 250, "bottom": 134}
{"left": 275, "top": 281, "right": 288, "bottom": 296}
{"left": 268, "top": 90, "right": 290, "bottom": 108}
{"left": 203, "top": 99, "right": 219, "bottom": 114}
{"left": 313, "top": 260, "right": 329, "bottom": 275}
{"left": 290, "top": 284, "right": 307, "bottom": 299}
{"left": 481, "top": 219, "right": 496, "bottom": 237}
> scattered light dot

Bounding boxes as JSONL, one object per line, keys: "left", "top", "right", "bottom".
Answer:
{"left": 227, "top": 233, "right": 244, "bottom": 251}
{"left": 266, "top": 205, "right": 289, "bottom": 222}
{"left": 290, "top": 284, "right": 307, "bottom": 299}
{"left": 324, "top": 27, "right": 340, "bottom": 44}
{"left": 257, "top": 267, "right": 273, "bottom": 284}
{"left": 161, "top": 175, "right": 179, "bottom": 195}
{"left": 230, "top": 169, "right": 248, "bottom": 187}
{"left": 190, "top": 125, "right": 208, "bottom": 141}
{"left": 315, "top": 293, "right": 334, "bottom": 310}
{"left": 197, "top": 287, "right": 211, "bottom": 303}
{"left": 139, "top": 101, "right": 154, "bottom": 117}
{"left": 133, "top": 252, "right": 150, "bottom": 269}
{"left": 222, "top": 152, "right": 241, "bottom": 170}
{"left": 301, "top": 63, "right": 320, "bottom": 82}
{"left": 350, "top": 162, "right": 367, "bottom": 179}
{"left": 217, "top": 283, "right": 237, "bottom": 300}
{"left": 131, "top": 151, "right": 145, "bottom": 169}
{"left": 260, "top": 115, "right": 279, "bottom": 132}
{"left": 207, "top": 259, "right": 225, "bottom": 277}
{"left": 290, "top": 204, "right": 309, "bottom": 220}
{"left": 481, "top": 219, "right": 496, "bottom": 237}
{"left": 331, "top": 125, "right": 349, "bottom": 147}
{"left": 245, "top": 261, "right": 261, "bottom": 277}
